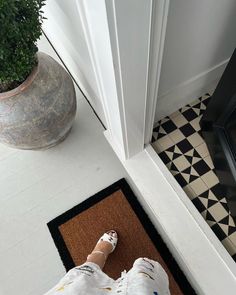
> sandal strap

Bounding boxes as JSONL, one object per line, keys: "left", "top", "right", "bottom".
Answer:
{"left": 97, "top": 232, "right": 118, "bottom": 252}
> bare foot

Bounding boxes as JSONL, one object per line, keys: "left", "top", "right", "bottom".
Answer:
{"left": 86, "top": 230, "right": 118, "bottom": 269}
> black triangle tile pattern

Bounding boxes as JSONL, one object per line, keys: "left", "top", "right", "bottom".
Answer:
{"left": 211, "top": 223, "right": 228, "bottom": 240}
{"left": 152, "top": 93, "right": 236, "bottom": 260}
{"left": 206, "top": 210, "right": 216, "bottom": 222}
{"left": 207, "top": 199, "right": 218, "bottom": 209}
{"left": 219, "top": 215, "right": 230, "bottom": 225}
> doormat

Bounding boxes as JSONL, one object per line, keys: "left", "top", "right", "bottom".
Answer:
{"left": 47, "top": 178, "right": 195, "bottom": 295}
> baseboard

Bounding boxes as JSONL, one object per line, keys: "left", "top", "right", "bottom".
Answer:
{"left": 154, "top": 59, "right": 229, "bottom": 123}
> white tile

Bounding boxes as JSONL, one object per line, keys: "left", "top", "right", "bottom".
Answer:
{"left": 189, "top": 98, "right": 200, "bottom": 107}
{"left": 172, "top": 155, "right": 190, "bottom": 172}
{"left": 187, "top": 133, "right": 204, "bottom": 148}
{"left": 190, "top": 178, "right": 208, "bottom": 195}
{"left": 190, "top": 117, "right": 201, "bottom": 132}
{"left": 208, "top": 203, "right": 228, "bottom": 223}
{"left": 169, "top": 129, "right": 185, "bottom": 144}
{"left": 171, "top": 113, "right": 188, "bottom": 128}
{"left": 201, "top": 171, "right": 219, "bottom": 189}
{"left": 169, "top": 110, "right": 181, "bottom": 119}
{"left": 153, "top": 135, "right": 174, "bottom": 152}
{"left": 204, "top": 155, "right": 214, "bottom": 170}
{"left": 195, "top": 142, "right": 210, "bottom": 158}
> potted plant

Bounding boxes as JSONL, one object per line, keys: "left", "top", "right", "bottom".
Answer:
{"left": 0, "top": 0, "right": 76, "bottom": 150}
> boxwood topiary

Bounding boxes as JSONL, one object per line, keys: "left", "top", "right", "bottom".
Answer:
{"left": 0, "top": 0, "right": 46, "bottom": 92}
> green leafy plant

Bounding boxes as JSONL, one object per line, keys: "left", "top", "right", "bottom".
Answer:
{"left": 0, "top": 0, "right": 46, "bottom": 92}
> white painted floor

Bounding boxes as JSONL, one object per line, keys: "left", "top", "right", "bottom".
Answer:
{"left": 0, "top": 36, "right": 127, "bottom": 295}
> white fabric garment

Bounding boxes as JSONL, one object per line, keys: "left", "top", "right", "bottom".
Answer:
{"left": 44, "top": 257, "right": 170, "bottom": 295}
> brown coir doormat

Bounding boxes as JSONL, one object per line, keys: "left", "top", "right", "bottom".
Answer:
{"left": 47, "top": 178, "right": 195, "bottom": 295}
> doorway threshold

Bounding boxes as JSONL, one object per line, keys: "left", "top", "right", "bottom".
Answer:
{"left": 105, "top": 130, "right": 236, "bottom": 294}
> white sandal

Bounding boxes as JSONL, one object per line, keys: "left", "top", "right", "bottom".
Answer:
{"left": 87, "top": 230, "right": 118, "bottom": 260}
{"left": 97, "top": 230, "right": 118, "bottom": 252}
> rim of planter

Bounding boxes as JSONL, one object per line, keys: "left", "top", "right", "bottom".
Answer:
{"left": 0, "top": 64, "right": 39, "bottom": 100}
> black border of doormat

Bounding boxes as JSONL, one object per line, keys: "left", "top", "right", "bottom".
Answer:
{"left": 47, "top": 178, "right": 195, "bottom": 294}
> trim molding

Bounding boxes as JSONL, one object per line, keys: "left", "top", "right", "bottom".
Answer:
{"left": 154, "top": 59, "right": 229, "bottom": 122}
{"left": 105, "top": 0, "right": 153, "bottom": 158}
{"left": 145, "top": 0, "right": 170, "bottom": 144}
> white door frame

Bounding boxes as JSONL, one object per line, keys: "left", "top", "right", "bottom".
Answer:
{"left": 144, "top": 0, "right": 170, "bottom": 144}
{"left": 77, "top": 0, "right": 159, "bottom": 159}
{"left": 102, "top": 0, "right": 171, "bottom": 157}
{"left": 74, "top": 0, "right": 169, "bottom": 159}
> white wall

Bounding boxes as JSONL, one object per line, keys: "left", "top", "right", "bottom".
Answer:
{"left": 42, "top": 0, "right": 107, "bottom": 125}
{"left": 155, "top": 0, "right": 236, "bottom": 122}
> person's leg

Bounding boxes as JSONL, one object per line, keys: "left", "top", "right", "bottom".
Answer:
{"left": 86, "top": 230, "right": 117, "bottom": 269}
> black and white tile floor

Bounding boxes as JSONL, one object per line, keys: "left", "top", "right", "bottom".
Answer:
{"left": 152, "top": 93, "right": 236, "bottom": 261}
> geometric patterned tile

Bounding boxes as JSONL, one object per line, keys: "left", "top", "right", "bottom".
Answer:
{"left": 153, "top": 135, "right": 174, "bottom": 152}
{"left": 169, "top": 129, "right": 185, "bottom": 144}
{"left": 228, "top": 232, "right": 236, "bottom": 246}
{"left": 211, "top": 223, "right": 228, "bottom": 240}
{"left": 171, "top": 113, "right": 189, "bottom": 128}
{"left": 219, "top": 223, "right": 231, "bottom": 236}
{"left": 165, "top": 145, "right": 182, "bottom": 161}
{"left": 201, "top": 170, "right": 220, "bottom": 189}
{"left": 184, "top": 148, "right": 202, "bottom": 165}
{"left": 158, "top": 151, "right": 172, "bottom": 164}
{"left": 174, "top": 173, "right": 188, "bottom": 187}
{"left": 208, "top": 202, "right": 229, "bottom": 223}
{"left": 152, "top": 93, "right": 236, "bottom": 261}
{"left": 152, "top": 125, "right": 167, "bottom": 141}
{"left": 187, "top": 132, "right": 204, "bottom": 148}
{"left": 232, "top": 254, "right": 236, "bottom": 263}
{"left": 182, "top": 166, "right": 199, "bottom": 183}
{"left": 195, "top": 142, "right": 210, "bottom": 158}
{"left": 161, "top": 120, "right": 178, "bottom": 133}
{"left": 176, "top": 138, "right": 193, "bottom": 154}
{"left": 190, "top": 117, "right": 201, "bottom": 132}
{"left": 204, "top": 155, "right": 214, "bottom": 170}
{"left": 190, "top": 178, "right": 208, "bottom": 195}
{"left": 181, "top": 107, "right": 199, "bottom": 121}
{"left": 183, "top": 183, "right": 197, "bottom": 200}
{"left": 222, "top": 237, "right": 236, "bottom": 256}
{"left": 172, "top": 155, "right": 191, "bottom": 172}
{"left": 192, "top": 197, "right": 207, "bottom": 212}
{"left": 192, "top": 159, "right": 211, "bottom": 176}
{"left": 229, "top": 215, "right": 236, "bottom": 227}
{"left": 211, "top": 183, "right": 226, "bottom": 202}
{"left": 179, "top": 123, "right": 196, "bottom": 137}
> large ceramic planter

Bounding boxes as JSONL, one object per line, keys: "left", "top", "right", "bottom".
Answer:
{"left": 0, "top": 52, "right": 76, "bottom": 150}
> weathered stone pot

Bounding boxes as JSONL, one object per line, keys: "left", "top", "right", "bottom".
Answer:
{"left": 0, "top": 52, "right": 76, "bottom": 150}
